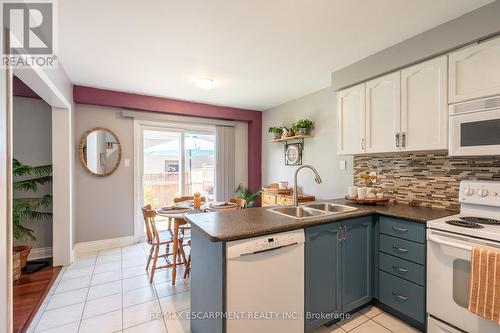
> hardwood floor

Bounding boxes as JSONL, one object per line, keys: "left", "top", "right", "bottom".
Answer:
{"left": 13, "top": 263, "right": 62, "bottom": 333}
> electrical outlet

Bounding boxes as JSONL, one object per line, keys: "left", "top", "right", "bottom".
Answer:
{"left": 339, "top": 160, "right": 347, "bottom": 170}
{"left": 124, "top": 159, "right": 130, "bottom": 167}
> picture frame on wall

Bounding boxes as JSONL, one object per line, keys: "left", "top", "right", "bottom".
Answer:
{"left": 284, "top": 142, "right": 302, "bottom": 166}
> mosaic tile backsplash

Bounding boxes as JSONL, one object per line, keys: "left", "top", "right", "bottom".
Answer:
{"left": 353, "top": 151, "right": 500, "bottom": 211}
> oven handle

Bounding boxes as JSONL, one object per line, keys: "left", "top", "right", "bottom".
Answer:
{"left": 428, "top": 234, "right": 472, "bottom": 252}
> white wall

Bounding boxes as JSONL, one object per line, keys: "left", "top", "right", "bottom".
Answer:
{"left": 13, "top": 97, "right": 53, "bottom": 251}
{"left": 262, "top": 87, "right": 353, "bottom": 200}
{"left": 74, "top": 105, "right": 249, "bottom": 244}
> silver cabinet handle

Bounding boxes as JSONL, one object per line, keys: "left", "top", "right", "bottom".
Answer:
{"left": 392, "top": 291, "right": 408, "bottom": 302}
{"left": 361, "top": 139, "right": 365, "bottom": 151}
{"left": 338, "top": 226, "right": 343, "bottom": 241}
{"left": 392, "top": 245, "right": 408, "bottom": 253}
{"left": 401, "top": 132, "right": 406, "bottom": 148}
{"left": 343, "top": 226, "right": 348, "bottom": 241}
{"left": 392, "top": 265, "right": 409, "bottom": 274}
{"left": 395, "top": 133, "right": 400, "bottom": 148}
{"left": 392, "top": 226, "right": 408, "bottom": 233}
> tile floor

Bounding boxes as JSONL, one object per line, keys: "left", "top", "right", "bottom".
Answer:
{"left": 27, "top": 242, "right": 421, "bottom": 333}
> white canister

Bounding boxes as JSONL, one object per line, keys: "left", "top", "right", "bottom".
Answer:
{"left": 357, "top": 187, "right": 368, "bottom": 199}
{"left": 348, "top": 186, "right": 357, "bottom": 198}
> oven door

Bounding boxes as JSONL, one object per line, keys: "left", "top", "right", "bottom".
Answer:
{"left": 449, "top": 108, "right": 500, "bottom": 156}
{"left": 427, "top": 229, "right": 500, "bottom": 333}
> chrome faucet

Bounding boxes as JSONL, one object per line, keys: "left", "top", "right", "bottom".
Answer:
{"left": 293, "top": 165, "right": 323, "bottom": 206}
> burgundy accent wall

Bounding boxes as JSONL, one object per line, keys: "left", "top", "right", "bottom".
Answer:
{"left": 73, "top": 85, "right": 262, "bottom": 192}
{"left": 13, "top": 76, "right": 41, "bottom": 99}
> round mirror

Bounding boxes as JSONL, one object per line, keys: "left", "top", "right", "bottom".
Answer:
{"left": 79, "top": 127, "right": 121, "bottom": 177}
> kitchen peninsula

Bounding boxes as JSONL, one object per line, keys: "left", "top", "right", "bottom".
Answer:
{"left": 186, "top": 200, "right": 456, "bottom": 333}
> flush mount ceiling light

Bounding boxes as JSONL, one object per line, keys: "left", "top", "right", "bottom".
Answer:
{"left": 194, "top": 78, "right": 215, "bottom": 90}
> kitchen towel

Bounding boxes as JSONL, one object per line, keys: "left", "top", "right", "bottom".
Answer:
{"left": 469, "top": 247, "right": 500, "bottom": 324}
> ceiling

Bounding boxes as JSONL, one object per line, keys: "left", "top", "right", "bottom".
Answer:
{"left": 58, "top": 0, "right": 493, "bottom": 111}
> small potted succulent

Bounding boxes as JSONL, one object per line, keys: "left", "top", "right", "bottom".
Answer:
{"left": 292, "top": 119, "right": 314, "bottom": 135}
{"left": 268, "top": 126, "right": 283, "bottom": 140}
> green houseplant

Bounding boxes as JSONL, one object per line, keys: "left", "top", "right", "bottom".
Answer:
{"left": 292, "top": 119, "right": 314, "bottom": 135}
{"left": 13, "top": 159, "right": 53, "bottom": 269}
{"left": 268, "top": 126, "right": 283, "bottom": 140}
{"left": 235, "top": 184, "right": 261, "bottom": 208}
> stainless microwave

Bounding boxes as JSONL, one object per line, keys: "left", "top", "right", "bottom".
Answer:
{"left": 449, "top": 95, "right": 500, "bottom": 156}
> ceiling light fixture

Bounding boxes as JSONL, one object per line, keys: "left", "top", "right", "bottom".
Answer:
{"left": 194, "top": 78, "right": 215, "bottom": 90}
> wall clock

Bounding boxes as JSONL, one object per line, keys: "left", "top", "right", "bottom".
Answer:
{"left": 285, "top": 143, "right": 302, "bottom": 165}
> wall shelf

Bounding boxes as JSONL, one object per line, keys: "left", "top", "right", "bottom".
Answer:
{"left": 269, "top": 134, "right": 313, "bottom": 143}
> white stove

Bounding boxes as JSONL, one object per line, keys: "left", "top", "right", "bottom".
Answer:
{"left": 427, "top": 180, "right": 500, "bottom": 333}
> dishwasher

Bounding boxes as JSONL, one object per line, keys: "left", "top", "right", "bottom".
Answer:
{"left": 225, "top": 229, "right": 305, "bottom": 333}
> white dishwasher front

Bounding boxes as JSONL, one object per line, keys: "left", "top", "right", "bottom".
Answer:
{"left": 225, "top": 229, "right": 305, "bottom": 333}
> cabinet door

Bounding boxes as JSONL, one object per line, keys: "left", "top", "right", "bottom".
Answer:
{"left": 449, "top": 36, "right": 500, "bottom": 103}
{"left": 337, "top": 84, "right": 365, "bottom": 155}
{"left": 365, "top": 72, "right": 401, "bottom": 153}
{"left": 401, "top": 56, "right": 448, "bottom": 151}
{"left": 305, "top": 223, "right": 342, "bottom": 332}
{"left": 342, "top": 217, "right": 372, "bottom": 312}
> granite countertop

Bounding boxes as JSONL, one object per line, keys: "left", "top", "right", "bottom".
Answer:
{"left": 185, "top": 199, "right": 458, "bottom": 242}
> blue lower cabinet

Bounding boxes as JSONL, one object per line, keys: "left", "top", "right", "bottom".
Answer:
{"left": 305, "top": 217, "right": 373, "bottom": 332}
{"left": 342, "top": 217, "right": 373, "bottom": 312}
{"left": 305, "top": 223, "right": 342, "bottom": 332}
{"left": 379, "top": 271, "right": 425, "bottom": 325}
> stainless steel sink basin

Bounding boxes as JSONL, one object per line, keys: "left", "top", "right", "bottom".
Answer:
{"left": 268, "top": 202, "right": 357, "bottom": 220}
{"left": 270, "top": 206, "right": 326, "bottom": 219}
{"left": 303, "top": 203, "right": 357, "bottom": 213}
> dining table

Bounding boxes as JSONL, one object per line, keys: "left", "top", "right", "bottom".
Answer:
{"left": 156, "top": 202, "right": 238, "bottom": 285}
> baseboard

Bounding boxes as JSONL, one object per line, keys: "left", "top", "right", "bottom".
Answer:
{"left": 73, "top": 236, "right": 137, "bottom": 259}
{"left": 28, "top": 247, "right": 53, "bottom": 260}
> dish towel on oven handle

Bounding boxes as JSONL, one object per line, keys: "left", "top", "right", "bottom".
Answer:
{"left": 469, "top": 247, "right": 500, "bottom": 324}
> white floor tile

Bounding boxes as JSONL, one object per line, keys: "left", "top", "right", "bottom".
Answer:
{"left": 123, "top": 318, "right": 167, "bottom": 333}
{"left": 123, "top": 274, "right": 151, "bottom": 292}
{"left": 91, "top": 270, "right": 122, "bottom": 286}
{"left": 337, "top": 312, "right": 370, "bottom": 331}
{"left": 93, "top": 261, "right": 121, "bottom": 274}
{"left": 372, "top": 312, "right": 421, "bottom": 333}
{"left": 122, "top": 257, "right": 148, "bottom": 269}
{"left": 35, "top": 303, "right": 85, "bottom": 331}
{"left": 75, "top": 252, "right": 98, "bottom": 261}
{"left": 359, "top": 305, "right": 383, "bottom": 318}
{"left": 87, "top": 281, "right": 122, "bottom": 300}
{"left": 61, "top": 266, "right": 94, "bottom": 280}
{"left": 83, "top": 293, "right": 122, "bottom": 319}
{"left": 155, "top": 279, "right": 189, "bottom": 298}
{"left": 46, "top": 288, "right": 88, "bottom": 310}
{"left": 165, "top": 309, "right": 190, "bottom": 333}
{"left": 54, "top": 276, "right": 91, "bottom": 294}
{"left": 123, "top": 300, "right": 161, "bottom": 329}
{"left": 98, "top": 248, "right": 122, "bottom": 256}
{"left": 123, "top": 285, "right": 157, "bottom": 308}
{"left": 34, "top": 321, "right": 80, "bottom": 333}
{"left": 96, "top": 253, "right": 122, "bottom": 264}
{"left": 159, "top": 291, "right": 190, "bottom": 314}
{"left": 79, "top": 309, "right": 122, "bottom": 333}
{"left": 122, "top": 265, "right": 148, "bottom": 279}
{"left": 350, "top": 320, "right": 391, "bottom": 333}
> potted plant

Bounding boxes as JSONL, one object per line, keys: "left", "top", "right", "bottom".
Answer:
{"left": 268, "top": 126, "right": 283, "bottom": 140}
{"left": 292, "top": 119, "right": 314, "bottom": 135}
{"left": 12, "top": 159, "right": 53, "bottom": 273}
{"left": 235, "top": 184, "right": 261, "bottom": 208}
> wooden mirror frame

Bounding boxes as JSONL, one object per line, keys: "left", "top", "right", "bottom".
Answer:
{"left": 78, "top": 127, "right": 122, "bottom": 177}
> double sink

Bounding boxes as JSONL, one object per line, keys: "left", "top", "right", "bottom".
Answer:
{"left": 268, "top": 202, "right": 357, "bottom": 220}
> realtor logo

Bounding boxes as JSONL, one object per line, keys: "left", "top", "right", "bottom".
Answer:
{"left": 2, "top": 1, "right": 56, "bottom": 67}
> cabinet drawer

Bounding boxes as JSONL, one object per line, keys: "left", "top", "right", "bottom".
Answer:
{"left": 379, "top": 217, "right": 425, "bottom": 244}
{"left": 277, "top": 196, "right": 293, "bottom": 206}
{"left": 379, "top": 252, "right": 425, "bottom": 286}
{"left": 379, "top": 271, "right": 425, "bottom": 324}
{"left": 262, "top": 193, "right": 276, "bottom": 206}
{"left": 379, "top": 234, "right": 425, "bottom": 265}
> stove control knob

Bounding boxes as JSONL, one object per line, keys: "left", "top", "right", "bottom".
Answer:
{"left": 477, "top": 187, "right": 489, "bottom": 198}
{"left": 463, "top": 186, "right": 475, "bottom": 196}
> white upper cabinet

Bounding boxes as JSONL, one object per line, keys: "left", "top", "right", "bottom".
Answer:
{"left": 365, "top": 72, "right": 401, "bottom": 153}
{"left": 401, "top": 56, "right": 448, "bottom": 151}
{"left": 449, "top": 36, "right": 500, "bottom": 103}
{"left": 337, "top": 83, "right": 365, "bottom": 155}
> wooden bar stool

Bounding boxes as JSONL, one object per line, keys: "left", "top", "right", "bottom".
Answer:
{"left": 142, "top": 205, "right": 187, "bottom": 283}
